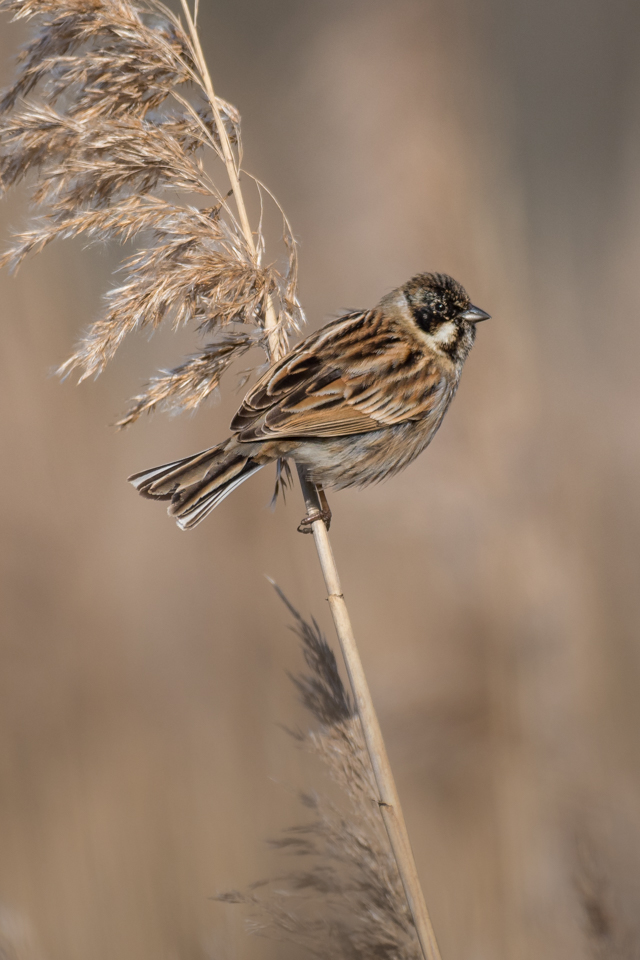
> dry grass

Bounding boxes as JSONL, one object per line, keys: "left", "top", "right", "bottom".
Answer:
{"left": 0, "top": 0, "right": 304, "bottom": 421}
{"left": 573, "top": 832, "right": 639, "bottom": 960}
{"left": 218, "top": 589, "right": 421, "bottom": 960}
{"left": 0, "top": 3, "right": 436, "bottom": 957}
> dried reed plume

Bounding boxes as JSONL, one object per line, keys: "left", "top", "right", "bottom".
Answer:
{"left": 0, "top": 0, "right": 304, "bottom": 424}
{"left": 1, "top": 4, "right": 441, "bottom": 957}
{"left": 218, "top": 588, "right": 421, "bottom": 960}
{"left": 573, "top": 832, "right": 638, "bottom": 960}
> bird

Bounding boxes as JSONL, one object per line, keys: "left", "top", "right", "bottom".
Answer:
{"left": 128, "top": 272, "right": 489, "bottom": 529}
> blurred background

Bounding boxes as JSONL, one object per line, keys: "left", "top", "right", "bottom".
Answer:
{"left": 1, "top": 0, "right": 640, "bottom": 958}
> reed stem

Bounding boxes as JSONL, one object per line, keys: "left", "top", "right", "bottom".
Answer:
{"left": 178, "top": 0, "right": 281, "bottom": 359}
{"left": 187, "top": 3, "right": 442, "bottom": 953}
{"left": 296, "top": 471, "right": 442, "bottom": 960}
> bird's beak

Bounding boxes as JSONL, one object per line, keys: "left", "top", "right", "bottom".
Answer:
{"left": 460, "top": 304, "right": 490, "bottom": 323}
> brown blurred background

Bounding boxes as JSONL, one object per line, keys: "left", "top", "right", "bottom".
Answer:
{"left": 1, "top": 0, "right": 640, "bottom": 957}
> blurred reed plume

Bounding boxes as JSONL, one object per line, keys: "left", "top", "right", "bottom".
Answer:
{"left": 219, "top": 587, "right": 420, "bottom": 960}
{"left": 0, "top": 905, "right": 42, "bottom": 960}
{"left": 0, "top": 0, "right": 304, "bottom": 424}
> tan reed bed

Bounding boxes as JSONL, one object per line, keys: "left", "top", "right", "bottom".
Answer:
{"left": 0, "top": 1, "right": 440, "bottom": 956}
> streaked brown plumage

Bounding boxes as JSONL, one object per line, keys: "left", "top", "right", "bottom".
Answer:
{"left": 129, "top": 272, "right": 489, "bottom": 528}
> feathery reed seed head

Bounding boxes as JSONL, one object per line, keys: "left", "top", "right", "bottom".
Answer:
{"left": 218, "top": 590, "right": 421, "bottom": 960}
{"left": 0, "top": 0, "right": 304, "bottom": 420}
{"left": 0, "top": 6, "right": 426, "bottom": 953}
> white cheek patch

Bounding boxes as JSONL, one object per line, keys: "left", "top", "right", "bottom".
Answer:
{"left": 430, "top": 321, "right": 457, "bottom": 346}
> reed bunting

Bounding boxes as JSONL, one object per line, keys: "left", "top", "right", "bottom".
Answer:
{"left": 129, "top": 272, "right": 489, "bottom": 529}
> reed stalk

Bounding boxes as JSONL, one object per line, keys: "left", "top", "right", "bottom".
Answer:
{"left": 179, "top": 7, "right": 442, "bottom": 955}
{"left": 0, "top": 0, "right": 442, "bottom": 954}
{"left": 177, "top": 0, "right": 282, "bottom": 361}
{"left": 296, "top": 474, "right": 442, "bottom": 960}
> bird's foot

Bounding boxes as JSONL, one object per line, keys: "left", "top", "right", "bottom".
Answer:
{"left": 297, "top": 507, "right": 332, "bottom": 533}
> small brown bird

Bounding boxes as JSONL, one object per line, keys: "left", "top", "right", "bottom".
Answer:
{"left": 129, "top": 273, "right": 489, "bottom": 529}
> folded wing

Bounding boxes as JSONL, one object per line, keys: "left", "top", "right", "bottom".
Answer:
{"left": 231, "top": 309, "right": 447, "bottom": 442}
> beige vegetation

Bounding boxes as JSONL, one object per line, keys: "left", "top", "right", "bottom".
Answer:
{"left": 1, "top": 0, "right": 640, "bottom": 959}
{"left": 0, "top": 0, "right": 435, "bottom": 952}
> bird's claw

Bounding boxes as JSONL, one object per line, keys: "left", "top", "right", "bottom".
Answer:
{"left": 297, "top": 508, "right": 332, "bottom": 533}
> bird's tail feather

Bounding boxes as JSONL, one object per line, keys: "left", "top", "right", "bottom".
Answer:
{"left": 128, "top": 441, "right": 262, "bottom": 530}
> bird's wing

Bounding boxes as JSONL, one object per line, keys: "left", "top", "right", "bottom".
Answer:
{"left": 231, "top": 309, "right": 448, "bottom": 441}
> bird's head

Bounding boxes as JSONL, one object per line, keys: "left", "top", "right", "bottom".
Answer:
{"left": 403, "top": 272, "right": 490, "bottom": 363}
